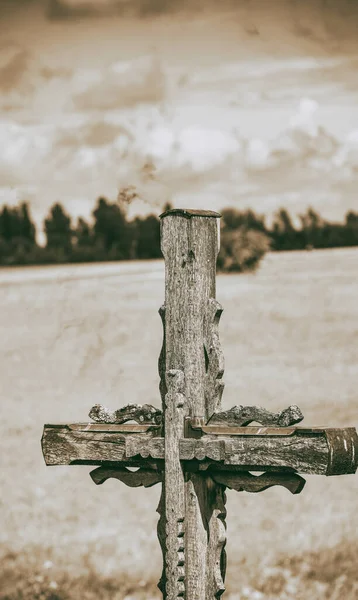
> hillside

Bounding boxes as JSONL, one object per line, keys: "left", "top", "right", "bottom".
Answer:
{"left": 1, "top": 248, "right": 357, "bottom": 599}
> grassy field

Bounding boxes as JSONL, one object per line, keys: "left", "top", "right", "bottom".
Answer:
{"left": 1, "top": 248, "right": 358, "bottom": 599}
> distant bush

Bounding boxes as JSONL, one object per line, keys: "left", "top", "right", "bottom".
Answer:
{"left": 217, "top": 227, "right": 271, "bottom": 273}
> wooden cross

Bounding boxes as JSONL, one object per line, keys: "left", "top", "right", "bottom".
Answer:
{"left": 42, "top": 209, "right": 358, "bottom": 599}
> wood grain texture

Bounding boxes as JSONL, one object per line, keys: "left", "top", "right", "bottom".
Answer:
{"left": 160, "top": 212, "right": 219, "bottom": 417}
{"left": 180, "top": 435, "right": 329, "bottom": 474}
{"left": 42, "top": 426, "right": 358, "bottom": 475}
{"left": 163, "top": 369, "right": 186, "bottom": 599}
{"left": 208, "top": 405, "right": 304, "bottom": 427}
{"left": 41, "top": 425, "right": 160, "bottom": 466}
{"left": 325, "top": 427, "right": 358, "bottom": 475}
{"left": 161, "top": 211, "right": 226, "bottom": 600}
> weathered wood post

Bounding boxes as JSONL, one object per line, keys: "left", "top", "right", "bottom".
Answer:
{"left": 158, "top": 209, "right": 226, "bottom": 599}
{"left": 41, "top": 206, "right": 358, "bottom": 600}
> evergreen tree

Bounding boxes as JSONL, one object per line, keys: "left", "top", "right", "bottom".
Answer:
{"left": 134, "top": 215, "right": 161, "bottom": 259}
{"left": 44, "top": 203, "right": 73, "bottom": 258}
{"left": 0, "top": 206, "right": 21, "bottom": 241}
{"left": 20, "top": 203, "right": 36, "bottom": 244}
{"left": 221, "top": 208, "right": 266, "bottom": 232}
{"left": 0, "top": 206, "right": 12, "bottom": 242}
{"left": 75, "top": 217, "right": 93, "bottom": 247}
{"left": 299, "top": 207, "right": 324, "bottom": 248}
{"left": 93, "top": 197, "right": 132, "bottom": 259}
{"left": 271, "top": 208, "right": 300, "bottom": 250}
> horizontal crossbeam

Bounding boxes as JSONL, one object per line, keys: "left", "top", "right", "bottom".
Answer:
{"left": 42, "top": 424, "right": 358, "bottom": 476}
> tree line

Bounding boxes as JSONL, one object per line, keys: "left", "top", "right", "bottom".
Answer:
{"left": 0, "top": 196, "right": 163, "bottom": 266}
{"left": 0, "top": 197, "right": 358, "bottom": 268}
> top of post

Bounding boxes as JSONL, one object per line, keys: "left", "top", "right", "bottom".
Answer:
{"left": 159, "top": 208, "right": 221, "bottom": 219}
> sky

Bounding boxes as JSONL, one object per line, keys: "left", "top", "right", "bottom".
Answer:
{"left": 1, "top": 0, "right": 358, "bottom": 232}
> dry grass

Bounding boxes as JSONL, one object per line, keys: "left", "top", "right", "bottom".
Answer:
{"left": 1, "top": 248, "right": 357, "bottom": 599}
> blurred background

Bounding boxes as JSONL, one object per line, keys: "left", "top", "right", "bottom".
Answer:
{"left": 1, "top": 0, "right": 358, "bottom": 231}
{"left": 1, "top": 1, "right": 358, "bottom": 599}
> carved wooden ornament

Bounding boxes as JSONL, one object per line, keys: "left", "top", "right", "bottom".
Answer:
{"left": 41, "top": 208, "right": 358, "bottom": 600}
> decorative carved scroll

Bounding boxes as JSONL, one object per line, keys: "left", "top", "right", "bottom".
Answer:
{"left": 204, "top": 298, "right": 225, "bottom": 418}
{"left": 157, "top": 487, "right": 166, "bottom": 596}
{"left": 158, "top": 305, "right": 167, "bottom": 409}
{"left": 90, "top": 466, "right": 162, "bottom": 487}
{"left": 125, "top": 436, "right": 165, "bottom": 460}
{"left": 208, "top": 404, "right": 304, "bottom": 428}
{"left": 89, "top": 403, "right": 162, "bottom": 425}
{"left": 206, "top": 478, "right": 227, "bottom": 598}
{"left": 202, "top": 299, "right": 227, "bottom": 597}
{"left": 211, "top": 471, "right": 306, "bottom": 495}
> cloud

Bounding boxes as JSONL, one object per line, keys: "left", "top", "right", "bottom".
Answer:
{"left": 0, "top": 41, "right": 73, "bottom": 114}
{"left": 56, "top": 120, "right": 134, "bottom": 149}
{"left": 73, "top": 55, "right": 166, "bottom": 111}
{"left": 0, "top": 121, "right": 53, "bottom": 184}
{"left": 0, "top": 42, "right": 30, "bottom": 92}
{"left": 43, "top": 0, "right": 358, "bottom": 50}
{"left": 0, "top": 42, "right": 164, "bottom": 117}
{"left": 175, "top": 128, "right": 240, "bottom": 172}
{"left": 137, "top": 124, "right": 241, "bottom": 173}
